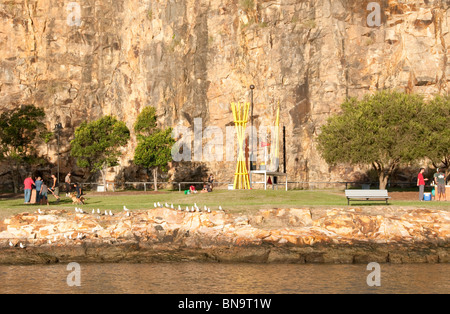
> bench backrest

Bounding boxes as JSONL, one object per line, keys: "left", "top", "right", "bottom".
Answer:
{"left": 345, "top": 190, "right": 389, "bottom": 197}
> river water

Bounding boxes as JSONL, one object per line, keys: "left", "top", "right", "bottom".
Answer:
{"left": 0, "top": 263, "right": 448, "bottom": 294}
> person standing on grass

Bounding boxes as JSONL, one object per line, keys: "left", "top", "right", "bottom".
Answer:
{"left": 49, "top": 174, "right": 60, "bottom": 203}
{"left": 417, "top": 168, "right": 428, "bottom": 201}
{"left": 23, "top": 174, "right": 34, "bottom": 204}
{"left": 434, "top": 168, "right": 447, "bottom": 201}
{"left": 207, "top": 174, "right": 215, "bottom": 191}
{"left": 34, "top": 176, "right": 43, "bottom": 204}
{"left": 39, "top": 181, "right": 49, "bottom": 205}
{"left": 65, "top": 172, "right": 71, "bottom": 196}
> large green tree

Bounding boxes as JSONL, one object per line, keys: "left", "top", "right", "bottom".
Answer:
{"left": 0, "top": 105, "right": 48, "bottom": 193}
{"left": 133, "top": 106, "right": 175, "bottom": 191}
{"left": 71, "top": 116, "right": 130, "bottom": 187}
{"left": 423, "top": 95, "right": 450, "bottom": 178}
{"left": 317, "top": 90, "right": 429, "bottom": 189}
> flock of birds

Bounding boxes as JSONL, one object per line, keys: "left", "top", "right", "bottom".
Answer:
{"left": 9, "top": 202, "right": 224, "bottom": 249}
{"left": 153, "top": 202, "right": 223, "bottom": 214}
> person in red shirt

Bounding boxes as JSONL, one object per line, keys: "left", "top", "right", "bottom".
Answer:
{"left": 23, "top": 174, "right": 35, "bottom": 204}
{"left": 417, "top": 168, "right": 428, "bottom": 201}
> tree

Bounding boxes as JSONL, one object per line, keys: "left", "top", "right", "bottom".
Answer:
{"left": 423, "top": 95, "right": 450, "bottom": 178}
{"left": 71, "top": 116, "right": 130, "bottom": 186}
{"left": 0, "top": 105, "right": 48, "bottom": 193}
{"left": 134, "top": 106, "right": 175, "bottom": 191}
{"left": 317, "top": 90, "right": 429, "bottom": 190}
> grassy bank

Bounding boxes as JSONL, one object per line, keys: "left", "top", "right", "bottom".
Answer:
{"left": 0, "top": 189, "right": 448, "bottom": 220}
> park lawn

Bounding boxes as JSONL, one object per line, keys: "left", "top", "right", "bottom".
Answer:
{"left": 0, "top": 189, "right": 448, "bottom": 220}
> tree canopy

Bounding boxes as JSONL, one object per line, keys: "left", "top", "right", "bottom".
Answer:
{"left": 71, "top": 116, "right": 130, "bottom": 184}
{"left": 423, "top": 95, "right": 450, "bottom": 172}
{"left": 133, "top": 106, "right": 175, "bottom": 191}
{"left": 317, "top": 90, "right": 430, "bottom": 189}
{"left": 0, "top": 105, "right": 48, "bottom": 192}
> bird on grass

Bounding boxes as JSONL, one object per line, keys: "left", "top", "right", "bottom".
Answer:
{"left": 123, "top": 206, "right": 129, "bottom": 212}
{"left": 109, "top": 210, "right": 114, "bottom": 216}
{"left": 154, "top": 202, "right": 157, "bottom": 208}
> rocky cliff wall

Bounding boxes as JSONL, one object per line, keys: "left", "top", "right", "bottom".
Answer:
{"left": 1, "top": 0, "right": 449, "bottom": 184}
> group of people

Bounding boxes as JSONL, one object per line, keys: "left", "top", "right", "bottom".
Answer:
{"left": 23, "top": 174, "right": 59, "bottom": 205}
{"left": 23, "top": 171, "right": 83, "bottom": 205}
{"left": 417, "top": 168, "right": 448, "bottom": 201}
{"left": 187, "top": 174, "right": 215, "bottom": 194}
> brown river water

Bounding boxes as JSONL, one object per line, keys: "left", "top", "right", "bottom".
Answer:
{"left": 0, "top": 263, "right": 449, "bottom": 294}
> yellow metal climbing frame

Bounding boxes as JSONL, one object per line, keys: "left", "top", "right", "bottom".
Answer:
{"left": 231, "top": 102, "right": 251, "bottom": 190}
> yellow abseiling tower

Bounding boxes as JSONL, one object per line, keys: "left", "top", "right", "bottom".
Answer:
{"left": 231, "top": 102, "right": 251, "bottom": 190}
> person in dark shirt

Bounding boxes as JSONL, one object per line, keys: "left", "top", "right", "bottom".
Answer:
{"left": 73, "top": 183, "right": 82, "bottom": 199}
{"left": 35, "top": 176, "right": 43, "bottom": 204}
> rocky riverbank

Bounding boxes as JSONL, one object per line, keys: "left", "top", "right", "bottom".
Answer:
{"left": 0, "top": 207, "right": 448, "bottom": 265}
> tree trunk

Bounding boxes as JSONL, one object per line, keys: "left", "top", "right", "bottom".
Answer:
{"left": 372, "top": 161, "right": 397, "bottom": 190}
{"left": 153, "top": 167, "right": 158, "bottom": 191}
{"left": 11, "top": 159, "right": 19, "bottom": 194}
{"left": 100, "top": 167, "right": 107, "bottom": 191}
{"left": 378, "top": 173, "right": 389, "bottom": 190}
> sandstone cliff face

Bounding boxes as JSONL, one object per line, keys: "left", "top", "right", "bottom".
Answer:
{"left": 0, "top": 0, "right": 449, "bottom": 184}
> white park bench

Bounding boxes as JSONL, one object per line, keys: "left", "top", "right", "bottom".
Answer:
{"left": 345, "top": 189, "right": 391, "bottom": 205}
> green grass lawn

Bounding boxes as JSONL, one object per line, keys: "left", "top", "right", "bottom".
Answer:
{"left": 0, "top": 189, "right": 448, "bottom": 220}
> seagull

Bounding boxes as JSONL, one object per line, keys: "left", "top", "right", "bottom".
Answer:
{"left": 109, "top": 210, "right": 113, "bottom": 216}
{"left": 157, "top": 202, "right": 161, "bottom": 208}
{"left": 126, "top": 211, "right": 131, "bottom": 217}
{"left": 191, "top": 206, "right": 195, "bottom": 212}
{"left": 9, "top": 241, "right": 14, "bottom": 247}
{"left": 178, "top": 205, "right": 182, "bottom": 211}
{"left": 48, "top": 240, "right": 52, "bottom": 245}
{"left": 64, "top": 234, "right": 68, "bottom": 239}
{"left": 171, "top": 204, "right": 174, "bottom": 209}
{"left": 104, "top": 210, "right": 108, "bottom": 216}
{"left": 19, "top": 243, "right": 26, "bottom": 249}
{"left": 219, "top": 206, "right": 223, "bottom": 211}
{"left": 37, "top": 208, "right": 42, "bottom": 214}
{"left": 204, "top": 206, "right": 207, "bottom": 212}
{"left": 123, "top": 206, "right": 129, "bottom": 212}
{"left": 186, "top": 206, "right": 189, "bottom": 212}
{"left": 154, "top": 202, "right": 157, "bottom": 208}
{"left": 207, "top": 208, "right": 211, "bottom": 213}
{"left": 92, "top": 209, "right": 95, "bottom": 214}
{"left": 165, "top": 203, "right": 169, "bottom": 208}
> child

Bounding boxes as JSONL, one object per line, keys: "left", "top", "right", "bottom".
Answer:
{"left": 39, "top": 182, "right": 49, "bottom": 206}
